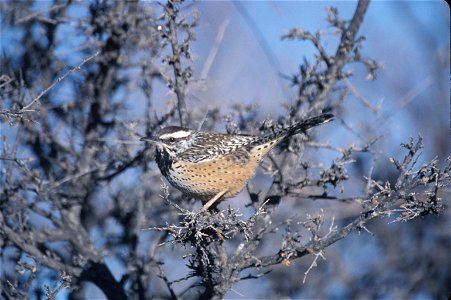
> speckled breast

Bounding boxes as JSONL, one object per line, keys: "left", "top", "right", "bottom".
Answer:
{"left": 164, "top": 138, "right": 283, "bottom": 201}
{"left": 166, "top": 155, "right": 257, "bottom": 200}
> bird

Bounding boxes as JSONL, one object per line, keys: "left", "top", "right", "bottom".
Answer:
{"left": 141, "top": 113, "right": 333, "bottom": 210}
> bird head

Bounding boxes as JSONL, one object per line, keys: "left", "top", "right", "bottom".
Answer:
{"left": 140, "top": 126, "right": 195, "bottom": 158}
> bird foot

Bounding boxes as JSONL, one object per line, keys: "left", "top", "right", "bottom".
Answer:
{"left": 201, "top": 189, "right": 228, "bottom": 211}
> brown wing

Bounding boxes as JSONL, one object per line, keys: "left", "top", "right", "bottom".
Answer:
{"left": 178, "top": 132, "right": 257, "bottom": 163}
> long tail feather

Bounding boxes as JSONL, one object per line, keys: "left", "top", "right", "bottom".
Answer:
{"left": 288, "top": 113, "right": 334, "bottom": 136}
{"left": 252, "top": 113, "right": 334, "bottom": 148}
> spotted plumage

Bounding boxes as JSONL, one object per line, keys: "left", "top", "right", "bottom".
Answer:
{"left": 141, "top": 113, "right": 333, "bottom": 208}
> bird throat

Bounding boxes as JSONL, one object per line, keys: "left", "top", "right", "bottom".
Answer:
{"left": 156, "top": 149, "right": 175, "bottom": 178}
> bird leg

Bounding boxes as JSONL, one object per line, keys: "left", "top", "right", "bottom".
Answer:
{"left": 201, "top": 189, "right": 228, "bottom": 211}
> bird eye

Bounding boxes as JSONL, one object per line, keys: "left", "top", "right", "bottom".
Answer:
{"left": 169, "top": 137, "right": 176, "bottom": 142}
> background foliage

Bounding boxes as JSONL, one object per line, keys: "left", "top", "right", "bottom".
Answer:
{"left": 1, "top": 1, "right": 450, "bottom": 299}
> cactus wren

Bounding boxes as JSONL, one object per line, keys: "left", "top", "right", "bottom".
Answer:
{"left": 141, "top": 113, "right": 333, "bottom": 210}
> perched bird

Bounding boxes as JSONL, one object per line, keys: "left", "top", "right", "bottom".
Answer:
{"left": 141, "top": 113, "right": 333, "bottom": 210}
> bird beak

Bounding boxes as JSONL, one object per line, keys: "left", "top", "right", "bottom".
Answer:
{"left": 140, "top": 136, "right": 157, "bottom": 143}
{"left": 140, "top": 136, "right": 171, "bottom": 152}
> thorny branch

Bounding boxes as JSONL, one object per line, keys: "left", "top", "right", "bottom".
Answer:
{"left": 262, "top": 0, "right": 377, "bottom": 208}
{"left": 255, "top": 140, "right": 448, "bottom": 268}
{"left": 152, "top": 134, "right": 449, "bottom": 297}
{"left": 161, "top": 0, "right": 197, "bottom": 127}
{"left": 0, "top": 51, "right": 100, "bottom": 120}
{"left": 147, "top": 2, "right": 450, "bottom": 299}
{"left": 1, "top": 1, "right": 449, "bottom": 299}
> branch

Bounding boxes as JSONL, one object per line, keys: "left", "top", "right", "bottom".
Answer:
{"left": 0, "top": 213, "right": 82, "bottom": 276}
{"left": 249, "top": 138, "right": 449, "bottom": 269}
{"left": 312, "top": 0, "right": 371, "bottom": 110}
{"left": 21, "top": 51, "right": 100, "bottom": 114}
{"left": 78, "top": 262, "right": 127, "bottom": 300}
{"left": 163, "top": 1, "right": 193, "bottom": 127}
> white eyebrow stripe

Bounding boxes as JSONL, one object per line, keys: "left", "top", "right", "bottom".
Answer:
{"left": 160, "top": 131, "right": 192, "bottom": 139}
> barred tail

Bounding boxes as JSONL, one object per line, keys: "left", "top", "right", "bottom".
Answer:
{"left": 287, "top": 113, "right": 334, "bottom": 136}
{"left": 251, "top": 113, "right": 334, "bottom": 148}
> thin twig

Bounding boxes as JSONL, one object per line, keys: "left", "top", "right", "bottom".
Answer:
{"left": 164, "top": 2, "right": 190, "bottom": 126}
{"left": 200, "top": 18, "right": 229, "bottom": 79}
{"left": 19, "top": 51, "right": 100, "bottom": 114}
